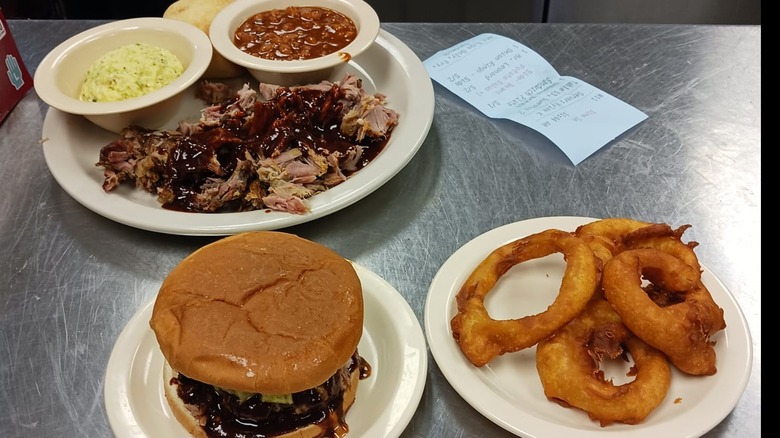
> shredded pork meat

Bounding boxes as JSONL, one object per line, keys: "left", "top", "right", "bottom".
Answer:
{"left": 96, "top": 74, "right": 398, "bottom": 214}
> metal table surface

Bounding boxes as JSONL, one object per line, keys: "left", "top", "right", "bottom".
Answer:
{"left": 1, "top": 20, "right": 760, "bottom": 438}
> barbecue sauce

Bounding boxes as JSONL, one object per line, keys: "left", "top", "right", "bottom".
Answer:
{"left": 172, "top": 352, "right": 371, "bottom": 438}
{"left": 160, "top": 83, "right": 390, "bottom": 213}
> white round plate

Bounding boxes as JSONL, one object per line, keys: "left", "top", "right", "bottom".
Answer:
{"left": 41, "top": 29, "right": 434, "bottom": 236}
{"left": 424, "top": 216, "right": 753, "bottom": 438}
{"left": 105, "top": 262, "right": 427, "bottom": 438}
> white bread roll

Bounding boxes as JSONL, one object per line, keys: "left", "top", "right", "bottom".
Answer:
{"left": 164, "top": 0, "right": 246, "bottom": 78}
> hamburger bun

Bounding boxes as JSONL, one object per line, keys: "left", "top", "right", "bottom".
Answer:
{"left": 164, "top": 0, "right": 245, "bottom": 78}
{"left": 150, "top": 231, "right": 365, "bottom": 437}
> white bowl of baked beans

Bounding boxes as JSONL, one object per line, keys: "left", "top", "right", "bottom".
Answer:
{"left": 210, "top": 0, "right": 380, "bottom": 86}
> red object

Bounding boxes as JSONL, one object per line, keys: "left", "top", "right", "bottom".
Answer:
{"left": 0, "top": 9, "right": 33, "bottom": 125}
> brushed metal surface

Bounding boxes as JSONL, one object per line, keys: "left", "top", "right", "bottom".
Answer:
{"left": 1, "top": 20, "right": 760, "bottom": 438}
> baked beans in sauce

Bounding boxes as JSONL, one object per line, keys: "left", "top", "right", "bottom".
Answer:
{"left": 233, "top": 6, "right": 358, "bottom": 61}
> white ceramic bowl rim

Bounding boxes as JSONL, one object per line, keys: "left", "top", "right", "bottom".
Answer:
{"left": 210, "top": 0, "right": 380, "bottom": 73}
{"left": 34, "top": 17, "right": 212, "bottom": 116}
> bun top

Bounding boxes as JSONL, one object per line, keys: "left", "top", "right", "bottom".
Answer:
{"left": 163, "top": 0, "right": 245, "bottom": 78}
{"left": 150, "top": 231, "right": 363, "bottom": 394}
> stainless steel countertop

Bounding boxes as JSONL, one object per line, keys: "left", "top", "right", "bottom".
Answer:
{"left": 1, "top": 21, "right": 760, "bottom": 437}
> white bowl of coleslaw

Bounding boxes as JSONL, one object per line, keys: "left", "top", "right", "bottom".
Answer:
{"left": 34, "top": 17, "right": 212, "bottom": 134}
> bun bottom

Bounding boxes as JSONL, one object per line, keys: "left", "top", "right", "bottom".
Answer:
{"left": 163, "top": 362, "right": 360, "bottom": 438}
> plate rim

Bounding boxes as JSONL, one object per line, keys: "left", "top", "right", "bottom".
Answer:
{"left": 41, "top": 29, "right": 434, "bottom": 236}
{"left": 424, "top": 215, "right": 753, "bottom": 438}
{"left": 104, "top": 262, "right": 428, "bottom": 438}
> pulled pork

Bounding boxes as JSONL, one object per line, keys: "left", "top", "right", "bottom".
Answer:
{"left": 96, "top": 74, "right": 399, "bottom": 214}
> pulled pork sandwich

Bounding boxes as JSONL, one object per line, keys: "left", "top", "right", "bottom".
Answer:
{"left": 150, "top": 231, "right": 369, "bottom": 438}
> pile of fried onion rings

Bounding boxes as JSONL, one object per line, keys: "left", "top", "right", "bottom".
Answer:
{"left": 449, "top": 218, "right": 726, "bottom": 426}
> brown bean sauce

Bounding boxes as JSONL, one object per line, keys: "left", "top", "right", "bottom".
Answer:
{"left": 173, "top": 352, "right": 371, "bottom": 438}
{"left": 234, "top": 6, "right": 358, "bottom": 61}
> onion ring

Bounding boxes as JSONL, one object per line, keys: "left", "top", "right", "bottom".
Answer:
{"left": 601, "top": 221, "right": 725, "bottom": 340}
{"left": 536, "top": 298, "right": 671, "bottom": 426}
{"left": 450, "top": 229, "right": 601, "bottom": 367}
{"left": 602, "top": 248, "right": 725, "bottom": 375}
{"left": 617, "top": 222, "right": 702, "bottom": 272}
{"left": 574, "top": 218, "right": 652, "bottom": 263}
